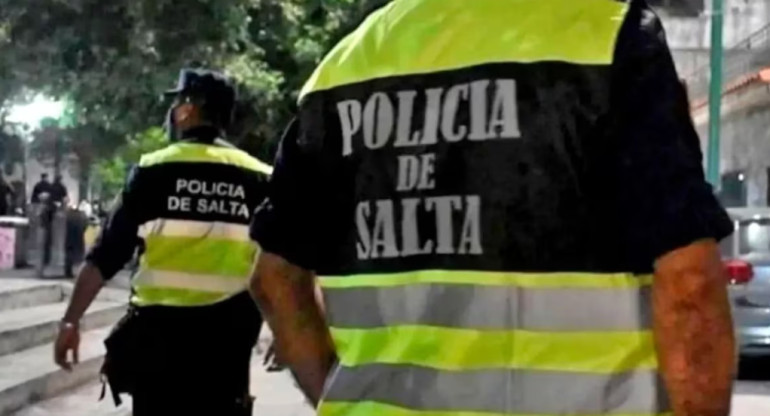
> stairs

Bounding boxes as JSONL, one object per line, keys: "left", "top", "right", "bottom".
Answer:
{"left": 0, "top": 278, "right": 127, "bottom": 415}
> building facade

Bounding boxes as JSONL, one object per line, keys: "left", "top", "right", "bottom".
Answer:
{"left": 660, "top": 0, "right": 770, "bottom": 207}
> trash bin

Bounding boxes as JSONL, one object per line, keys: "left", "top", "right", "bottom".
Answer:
{"left": 0, "top": 216, "right": 30, "bottom": 270}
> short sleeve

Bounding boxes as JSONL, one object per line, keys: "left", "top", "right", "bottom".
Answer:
{"left": 250, "top": 118, "right": 325, "bottom": 270}
{"left": 86, "top": 166, "right": 145, "bottom": 280}
{"left": 605, "top": 1, "right": 733, "bottom": 264}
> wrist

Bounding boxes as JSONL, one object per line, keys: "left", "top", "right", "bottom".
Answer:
{"left": 59, "top": 320, "right": 80, "bottom": 330}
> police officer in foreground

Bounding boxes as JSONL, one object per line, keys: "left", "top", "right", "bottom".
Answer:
{"left": 249, "top": 1, "right": 736, "bottom": 416}
{"left": 54, "top": 69, "right": 272, "bottom": 415}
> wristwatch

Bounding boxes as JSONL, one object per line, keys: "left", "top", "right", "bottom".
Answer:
{"left": 59, "top": 320, "right": 79, "bottom": 331}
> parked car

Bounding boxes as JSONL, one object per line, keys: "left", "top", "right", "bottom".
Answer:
{"left": 722, "top": 208, "right": 770, "bottom": 357}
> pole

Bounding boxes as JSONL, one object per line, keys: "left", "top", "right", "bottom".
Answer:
{"left": 707, "top": 0, "right": 724, "bottom": 188}
{"left": 53, "top": 131, "right": 62, "bottom": 180}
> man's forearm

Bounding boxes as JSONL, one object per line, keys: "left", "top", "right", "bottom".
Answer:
{"left": 250, "top": 252, "right": 336, "bottom": 406}
{"left": 62, "top": 263, "right": 106, "bottom": 324}
{"left": 653, "top": 240, "right": 735, "bottom": 416}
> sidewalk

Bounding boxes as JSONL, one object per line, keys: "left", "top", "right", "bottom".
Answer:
{"left": 1, "top": 270, "right": 312, "bottom": 415}
{"left": 0, "top": 268, "right": 132, "bottom": 290}
{"left": 11, "top": 352, "right": 314, "bottom": 416}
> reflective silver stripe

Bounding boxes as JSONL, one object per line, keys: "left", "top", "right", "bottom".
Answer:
{"left": 133, "top": 270, "right": 247, "bottom": 293}
{"left": 324, "top": 364, "right": 669, "bottom": 414}
{"left": 323, "top": 284, "right": 651, "bottom": 331}
{"left": 138, "top": 219, "right": 250, "bottom": 241}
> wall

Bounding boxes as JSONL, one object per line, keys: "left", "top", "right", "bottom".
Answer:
{"left": 660, "top": 0, "right": 770, "bottom": 76}
{"left": 659, "top": 0, "right": 770, "bottom": 207}
{"left": 692, "top": 81, "right": 770, "bottom": 206}
{"left": 660, "top": 0, "right": 770, "bottom": 49}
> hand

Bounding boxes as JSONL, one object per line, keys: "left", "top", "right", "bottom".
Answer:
{"left": 54, "top": 323, "right": 80, "bottom": 371}
{"left": 263, "top": 342, "right": 276, "bottom": 367}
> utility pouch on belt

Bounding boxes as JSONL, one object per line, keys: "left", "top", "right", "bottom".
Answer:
{"left": 100, "top": 307, "right": 139, "bottom": 406}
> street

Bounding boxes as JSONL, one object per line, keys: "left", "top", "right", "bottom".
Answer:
{"left": 733, "top": 357, "right": 770, "bottom": 415}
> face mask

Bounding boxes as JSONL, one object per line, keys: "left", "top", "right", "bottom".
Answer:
{"left": 165, "top": 105, "right": 179, "bottom": 142}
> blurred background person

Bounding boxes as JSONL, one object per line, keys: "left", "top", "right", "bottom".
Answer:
{"left": 30, "top": 173, "right": 52, "bottom": 204}
{"left": 0, "top": 174, "right": 14, "bottom": 216}
{"left": 64, "top": 197, "right": 88, "bottom": 278}
{"left": 51, "top": 174, "right": 68, "bottom": 207}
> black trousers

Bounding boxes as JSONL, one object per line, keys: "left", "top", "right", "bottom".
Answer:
{"left": 41, "top": 221, "right": 53, "bottom": 266}
{"left": 130, "top": 292, "right": 262, "bottom": 416}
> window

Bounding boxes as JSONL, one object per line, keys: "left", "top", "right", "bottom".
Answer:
{"left": 647, "top": 0, "right": 705, "bottom": 17}
{"left": 719, "top": 171, "right": 747, "bottom": 208}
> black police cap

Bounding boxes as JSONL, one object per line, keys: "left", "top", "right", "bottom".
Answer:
{"left": 164, "top": 68, "right": 236, "bottom": 108}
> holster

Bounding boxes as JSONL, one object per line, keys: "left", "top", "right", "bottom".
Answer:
{"left": 100, "top": 307, "right": 140, "bottom": 407}
{"left": 235, "top": 395, "right": 255, "bottom": 416}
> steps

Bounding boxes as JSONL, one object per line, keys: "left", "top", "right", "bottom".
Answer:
{"left": 0, "top": 302, "right": 125, "bottom": 357}
{"left": 0, "top": 278, "right": 127, "bottom": 415}
{"left": 0, "top": 282, "right": 61, "bottom": 313}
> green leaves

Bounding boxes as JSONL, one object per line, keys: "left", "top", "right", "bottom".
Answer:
{"left": 0, "top": 0, "right": 391, "bottom": 198}
{"left": 94, "top": 126, "right": 166, "bottom": 198}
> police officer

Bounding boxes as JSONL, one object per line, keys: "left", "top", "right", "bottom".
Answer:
{"left": 249, "top": 1, "right": 736, "bottom": 416}
{"left": 54, "top": 69, "right": 271, "bottom": 415}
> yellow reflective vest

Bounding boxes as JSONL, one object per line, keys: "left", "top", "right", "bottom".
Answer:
{"left": 130, "top": 140, "right": 271, "bottom": 307}
{"left": 248, "top": 0, "right": 734, "bottom": 415}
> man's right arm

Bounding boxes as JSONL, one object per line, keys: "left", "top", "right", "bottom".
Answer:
{"left": 608, "top": 3, "right": 736, "bottom": 415}
{"left": 653, "top": 240, "right": 735, "bottom": 416}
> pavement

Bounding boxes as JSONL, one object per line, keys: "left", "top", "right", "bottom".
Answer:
{"left": 0, "top": 267, "right": 131, "bottom": 290}
{"left": 10, "top": 350, "right": 314, "bottom": 416}
{"left": 15, "top": 371, "right": 770, "bottom": 416}
{"left": 2, "top": 268, "right": 770, "bottom": 415}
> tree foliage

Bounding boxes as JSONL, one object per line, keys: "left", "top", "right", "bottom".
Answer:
{"left": 1, "top": 0, "right": 386, "bottom": 149}
{"left": 0, "top": 0, "right": 389, "bottom": 198}
{"left": 94, "top": 127, "right": 166, "bottom": 198}
{"left": 0, "top": 126, "right": 24, "bottom": 165}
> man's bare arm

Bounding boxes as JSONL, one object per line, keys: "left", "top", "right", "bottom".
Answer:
{"left": 62, "top": 263, "right": 105, "bottom": 324}
{"left": 55, "top": 263, "right": 105, "bottom": 369}
{"left": 653, "top": 239, "right": 735, "bottom": 416}
{"left": 249, "top": 251, "right": 336, "bottom": 406}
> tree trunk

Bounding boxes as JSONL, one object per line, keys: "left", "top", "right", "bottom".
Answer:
{"left": 53, "top": 134, "right": 62, "bottom": 179}
{"left": 77, "top": 156, "right": 91, "bottom": 204}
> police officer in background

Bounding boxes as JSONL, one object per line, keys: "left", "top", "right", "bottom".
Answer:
{"left": 249, "top": 1, "right": 735, "bottom": 416}
{"left": 53, "top": 69, "right": 272, "bottom": 415}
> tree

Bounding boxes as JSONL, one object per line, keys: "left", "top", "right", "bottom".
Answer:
{"left": 0, "top": 128, "right": 24, "bottom": 166}
{"left": 0, "top": 0, "right": 391, "bottom": 170}
{"left": 94, "top": 127, "right": 166, "bottom": 199}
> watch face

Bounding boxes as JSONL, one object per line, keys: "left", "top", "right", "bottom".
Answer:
{"left": 60, "top": 321, "right": 78, "bottom": 330}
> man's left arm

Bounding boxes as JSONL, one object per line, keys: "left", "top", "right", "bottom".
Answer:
{"left": 250, "top": 252, "right": 335, "bottom": 404}
{"left": 248, "top": 118, "right": 337, "bottom": 405}
{"left": 606, "top": 5, "right": 735, "bottom": 415}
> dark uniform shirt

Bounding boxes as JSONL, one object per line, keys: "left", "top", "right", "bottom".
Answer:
{"left": 90, "top": 126, "right": 270, "bottom": 414}
{"left": 249, "top": 2, "right": 733, "bottom": 414}
{"left": 251, "top": 2, "right": 732, "bottom": 275}
{"left": 50, "top": 182, "right": 68, "bottom": 205}
{"left": 87, "top": 126, "right": 270, "bottom": 281}
{"left": 30, "top": 181, "right": 52, "bottom": 204}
